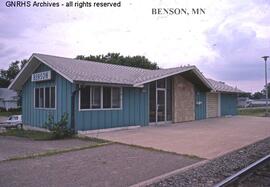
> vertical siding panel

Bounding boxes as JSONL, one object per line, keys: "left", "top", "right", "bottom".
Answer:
{"left": 24, "top": 82, "right": 27, "bottom": 124}
{"left": 98, "top": 111, "right": 105, "bottom": 129}
{"left": 111, "top": 111, "right": 118, "bottom": 128}
{"left": 86, "top": 111, "right": 90, "bottom": 130}
{"left": 118, "top": 88, "right": 124, "bottom": 125}
{"left": 25, "top": 82, "right": 28, "bottom": 124}
{"left": 105, "top": 111, "right": 111, "bottom": 128}
{"left": 139, "top": 89, "right": 143, "bottom": 125}
{"left": 221, "top": 93, "right": 237, "bottom": 116}
{"left": 124, "top": 88, "right": 130, "bottom": 125}
{"left": 77, "top": 111, "right": 82, "bottom": 130}
{"left": 91, "top": 111, "right": 98, "bottom": 130}
{"left": 129, "top": 88, "right": 135, "bottom": 125}
{"left": 134, "top": 88, "right": 140, "bottom": 125}
{"left": 144, "top": 85, "right": 149, "bottom": 125}
{"left": 62, "top": 78, "right": 67, "bottom": 115}
{"left": 31, "top": 82, "right": 35, "bottom": 126}
{"left": 57, "top": 77, "right": 61, "bottom": 122}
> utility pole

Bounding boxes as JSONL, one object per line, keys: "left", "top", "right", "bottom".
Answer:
{"left": 262, "top": 56, "right": 269, "bottom": 116}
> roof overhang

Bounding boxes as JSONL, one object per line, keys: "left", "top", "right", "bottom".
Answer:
{"left": 74, "top": 80, "right": 135, "bottom": 88}
{"left": 213, "top": 90, "right": 246, "bottom": 94}
{"left": 133, "top": 67, "right": 213, "bottom": 91}
{"left": 9, "top": 53, "right": 213, "bottom": 92}
{"left": 8, "top": 55, "right": 41, "bottom": 91}
{"left": 8, "top": 54, "right": 74, "bottom": 91}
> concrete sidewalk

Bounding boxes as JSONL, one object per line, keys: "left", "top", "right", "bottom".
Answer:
{"left": 86, "top": 116, "right": 270, "bottom": 159}
{"left": 0, "top": 136, "right": 96, "bottom": 161}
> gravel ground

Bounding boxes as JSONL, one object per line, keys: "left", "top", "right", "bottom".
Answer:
{"left": 0, "top": 136, "right": 97, "bottom": 161}
{"left": 148, "top": 137, "right": 270, "bottom": 187}
{"left": 0, "top": 144, "right": 200, "bottom": 187}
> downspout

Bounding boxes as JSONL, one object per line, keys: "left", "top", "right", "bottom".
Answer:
{"left": 71, "top": 84, "right": 80, "bottom": 133}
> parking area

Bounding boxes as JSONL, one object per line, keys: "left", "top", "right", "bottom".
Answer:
{"left": 0, "top": 136, "right": 97, "bottom": 161}
{"left": 0, "top": 140, "right": 200, "bottom": 187}
{"left": 86, "top": 116, "right": 270, "bottom": 159}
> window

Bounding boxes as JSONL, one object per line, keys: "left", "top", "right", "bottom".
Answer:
{"left": 45, "top": 87, "right": 50, "bottom": 108}
{"left": 91, "top": 86, "right": 101, "bottom": 109}
{"left": 103, "top": 87, "right": 111, "bottom": 108}
{"left": 112, "top": 87, "right": 121, "bottom": 108}
{"left": 35, "top": 86, "right": 56, "bottom": 109}
{"left": 35, "top": 88, "right": 39, "bottom": 108}
{"left": 80, "top": 86, "right": 121, "bottom": 110}
{"left": 39, "top": 88, "right": 44, "bottom": 107}
{"left": 80, "top": 86, "right": 90, "bottom": 109}
{"left": 51, "top": 87, "right": 55, "bottom": 108}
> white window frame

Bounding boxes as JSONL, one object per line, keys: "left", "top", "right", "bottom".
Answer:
{"left": 79, "top": 85, "right": 123, "bottom": 111}
{"left": 34, "top": 86, "right": 57, "bottom": 110}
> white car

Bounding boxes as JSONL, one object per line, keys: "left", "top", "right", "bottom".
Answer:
{"left": 1, "top": 115, "right": 23, "bottom": 129}
{"left": 4, "top": 115, "right": 22, "bottom": 124}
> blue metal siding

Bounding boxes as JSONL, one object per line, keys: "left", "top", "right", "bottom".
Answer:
{"left": 195, "top": 90, "right": 207, "bottom": 120}
{"left": 75, "top": 86, "right": 149, "bottom": 131}
{"left": 21, "top": 63, "right": 149, "bottom": 131}
{"left": 221, "top": 93, "right": 238, "bottom": 116}
{"left": 21, "top": 64, "right": 73, "bottom": 128}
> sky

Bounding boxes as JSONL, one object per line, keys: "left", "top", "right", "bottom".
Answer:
{"left": 1, "top": 0, "right": 270, "bottom": 93}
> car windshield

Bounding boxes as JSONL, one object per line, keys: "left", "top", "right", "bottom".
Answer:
{"left": 8, "top": 116, "right": 18, "bottom": 120}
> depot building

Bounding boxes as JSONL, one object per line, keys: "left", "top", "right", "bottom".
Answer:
{"left": 9, "top": 53, "right": 244, "bottom": 132}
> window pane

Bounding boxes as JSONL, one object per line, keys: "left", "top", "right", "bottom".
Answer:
{"left": 157, "top": 79, "right": 165, "bottom": 88}
{"left": 103, "top": 87, "right": 111, "bottom": 108}
{"left": 35, "top": 88, "right": 39, "bottom": 108}
{"left": 51, "top": 87, "right": 55, "bottom": 108}
{"left": 91, "top": 86, "right": 101, "bottom": 108}
{"left": 45, "top": 87, "right": 50, "bottom": 108}
{"left": 112, "top": 87, "right": 121, "bottom": 108}
{"left": 39, "top": 88, "right": 44, "bottom": 108}
{"left": 80, "top": 86, "right": 90, "bottom": 109}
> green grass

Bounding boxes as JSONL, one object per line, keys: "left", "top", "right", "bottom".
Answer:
{"left": 0, "top": 129, "right": 54, "bottom": 140}
{"left": 238, "top": 108, "right": 268, "bottom": 117}
{"left": 75, "top": 135, "right": 109, "bottom": 144}
{"left": 0, "top": 111, "right": 21, "bottom": 116}
{"left": 0, "top": 129, "right": 110, "bottom": 143}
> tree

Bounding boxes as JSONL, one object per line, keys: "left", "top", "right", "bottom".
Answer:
{"left": 76, "top": 53, "right": 159, "bottom": 70}
{"left": 251, "top": 91, "right": 264, "bottom": 99}
{"left": 261, "top": 83, "right": 270, "bottom": 99}
{"left": 0, "top": 59, "right": 27, "bottom": 88}
{"left": 250, "top": 83, "right": 270, "bottom": 99}
{"left": 238, "top": 92, "right": 251, "bottom": 98}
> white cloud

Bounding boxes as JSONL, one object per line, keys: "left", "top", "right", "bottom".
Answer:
{"left": 1, "top": 0, "right": 270, "bottom": 92}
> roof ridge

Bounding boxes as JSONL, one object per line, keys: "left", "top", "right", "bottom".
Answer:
{"left": 34, "top": 53, "right": 155, "bottom": 72}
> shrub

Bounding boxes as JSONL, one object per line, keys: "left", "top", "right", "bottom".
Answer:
{"left": 44, "top": 113, "right": 74, "bottom": 139}
{"left": 0, "top": 107, "right": 21, "bottom": 113}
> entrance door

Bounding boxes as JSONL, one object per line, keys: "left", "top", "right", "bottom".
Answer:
{"left": 195, "top": 90, "right": 207, "bottom": 120}
{"left": 157, "top": 90, "right": 166, "bottom": 122}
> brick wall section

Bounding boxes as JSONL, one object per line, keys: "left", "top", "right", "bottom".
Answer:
{"left": 207, "top": 92, "right": 219, "bottom": 118}
{"left": 172, "top": 75, "right": 195, "bottom": 122}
